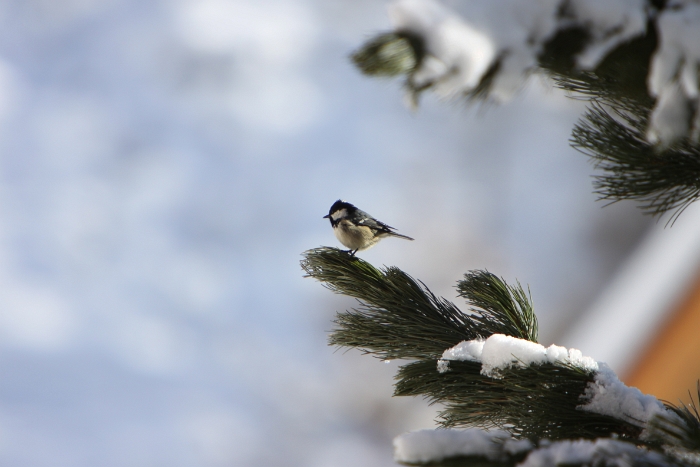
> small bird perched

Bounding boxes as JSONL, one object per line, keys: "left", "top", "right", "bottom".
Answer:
{"left": 323, "top": 199, "right": 414, "bottom": 255}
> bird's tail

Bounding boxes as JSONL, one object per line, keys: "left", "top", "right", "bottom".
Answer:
{"left": 389, "top": 232, "right": 414, "bottom": 241}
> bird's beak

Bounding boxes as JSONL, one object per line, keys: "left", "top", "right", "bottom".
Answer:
{"left": 323, "top": 214, "right": 330, "bottom": 219}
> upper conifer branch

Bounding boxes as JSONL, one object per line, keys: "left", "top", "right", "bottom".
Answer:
{"left": 350, "top": 1, "right": 700, "bottom": 220}
{"left": 571, "top": 99, "right": 700, "bottom": 221}
{"left": 351, "top": 32, "right": 422, "bottom": 78}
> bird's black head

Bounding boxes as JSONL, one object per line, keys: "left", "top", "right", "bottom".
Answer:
{"left": 323, "top": 199, "right": 356, "bottom": 226}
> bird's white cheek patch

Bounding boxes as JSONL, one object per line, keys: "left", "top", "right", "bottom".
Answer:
{"left": 331, "top": 209, "right": 347, "bottom": 221}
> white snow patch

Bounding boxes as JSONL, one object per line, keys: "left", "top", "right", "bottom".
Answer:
{"left": 441, "top": 339, "right": 484, "bottom": 361}
{"left": 389, "top": 0, "right": 497, "bottom": 99}
{"left": 436, "top": 359, "right": 450, "bottom": 373}
{"left": 648, "top": 3, "right": 700, "bottom": 146}
{"left": 647, "top": 83, "right": 692, "bottom": 146}
{"left": 393, "top": 430, "right": 671, "bottom": 466}
{"left": 578, "top": 363, "right": 666, "bottom": 427}
{"left": 504, "top": 438, "right": 535, "bottom": 456}
{"left": 519, "top": 438, "right": 668, "bottom": 467}
{"left": 439, "top": 334, "right": 597, "bottom": 377}
{"left": 565, "top": 0, "right": 647, "bottom": 69}
{"left": 393, "top": 429, "right": 522, "bottom": 464}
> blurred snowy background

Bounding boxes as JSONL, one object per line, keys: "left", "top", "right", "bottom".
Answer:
{"left": 0, "top": 1, "right": 652, "bottom": 466}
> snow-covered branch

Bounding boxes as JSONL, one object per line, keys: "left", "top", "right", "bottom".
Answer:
{"left": 361, "top": 0, "right": 700, "bottom": 148}
{"left": 305, "top": 248, "right": 700, "bottom": 466}
{"left": 394, "top": 430, "right": 677, "bottom": 467}
{"left": 439, "top": 334, "right": 668, "bottom": 430}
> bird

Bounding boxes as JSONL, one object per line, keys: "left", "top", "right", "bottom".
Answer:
{"left": 323, "top": 199, "right": 414, "bottom": 255}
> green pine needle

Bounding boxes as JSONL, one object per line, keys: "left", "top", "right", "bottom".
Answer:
{"left": 457, "top": 271, "right": 538, "bottom": 343}
{"left": 648, "top": 384, "right": 700, "bottom": 452}
{"left": 570, "top": 100, "right": 700, "bottom": 222}
{"left": 301, "top": 248, "right": 541, "bottom": 360}
{"left": 351, "top": 32, "right": 421, "bottom": 77}
{"left": 552, "top": 65, "right": 700, "bottom": 223}
{"left": 395, "top": 359, "right": 640, "bottom": 440}
{"left": 301, "top": 247, "right": 479, "bottom": 360}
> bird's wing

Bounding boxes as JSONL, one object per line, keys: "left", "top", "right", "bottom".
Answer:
{"left": 356, "top": 213, "right": 395, "bottom": 233}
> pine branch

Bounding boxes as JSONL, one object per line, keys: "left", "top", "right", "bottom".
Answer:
{"left": 301, "top": 248, "right": 538, "bottom": 360}
{"left": 301, "top": 247, "right": 479, "bottom": 360}
{"left": 351, "top": 20, "right": 700, "bottom": 220}
{"left": 648, "top": 384, "right": 700, "bottom": 452}
{"left": 546, "top": 33, "right": 700, "bottom": 221}
{"left": 570, "top": 100, "right": 700, "bottom": 221}
{"left": 394, "top": 359, "right": 640, "bottom": 440}
{"left": 457, "top": 272, "right": 538, "bottom": 343}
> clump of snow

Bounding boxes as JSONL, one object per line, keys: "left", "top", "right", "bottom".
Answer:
{"left": 578, "top": 362, "right": 667, "bottom": 428}
{"left": 647, "top": 84, "right": 692, "bottom": 146}
{"left": 563, "top": 0, "right": 647, "bottom": 69}
{"left": 439, "top": 334, "right": 598, "bottom": 377}
{"left": 393, "top": 428, "right": 530, "bottom": 464}
{"left": 441, "top": 339, "right": 484, "bottom": 361}
{"left": 436, "top": 359, "right": 450, "bottom": 373}
{"left": 395, "top": 431, "right": 669, "bottom": 466}
{"left": 647, "top": 3, "right": 700, "bottom": 146}
{"left": 388, "top": 0, "right": 564, "bottom": 101}
{"left": 388, "top": 0, "right": 497, "bottom": 99}
{"left": 504, "top": 438, "right": 535, "bottom": 456}
{"left": 519, "top": 438, "right": 668, "bottom": 467}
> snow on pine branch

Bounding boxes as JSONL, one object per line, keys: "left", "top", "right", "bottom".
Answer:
{"left": 439, "top": 334, "right": 667, "bottom": 429}
{"left": 393, "top": 428, "right": 532, "bottom": 464}
{"left": 394, "top": 430, "right": 674, "bottom": 466}
{"left": 647, "top": 3, "right": 700, "bottom": 146}
{"left": 378, "top": 0, "right": 700, "bottom": 147}
{"left": 438, "top": 333, "right": 598, "bottom": 377}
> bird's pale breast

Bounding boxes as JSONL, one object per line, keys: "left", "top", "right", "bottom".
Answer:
{"left": 334, "top": 221, "right": 380, "bottom": 251}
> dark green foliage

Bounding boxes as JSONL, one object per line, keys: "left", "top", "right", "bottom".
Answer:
{"left": 546, "top": 28, "right": 656, "bottom": 105}
{"left": 301, "top": 247, "right": 479, "bottom": 360}
{"left": 301, "top": 248, "right": 540, "bottom": 360}
{"left": 457, "top": 272, "right": 538, "bottom": 343}
{"left": 526, "top": 28, "right": 700, "bottom": 221}
{"left": 570, "top": 99, "right": 700, "bottom": 222}
{"left": 549, "top": 31, "right": 700, "bottom": 222}
{"left": 395, "top": 359, "right": 640, "bottom": 440}
{"left": 351, "top": 32, "right": 423, "bottom": 77}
